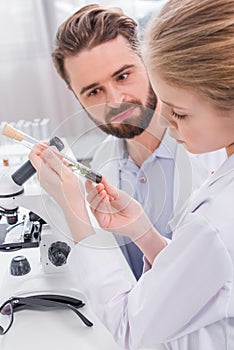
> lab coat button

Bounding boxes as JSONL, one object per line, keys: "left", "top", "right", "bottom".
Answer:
{"left": 139, "top": 176, "right": 147, "bottom": 183}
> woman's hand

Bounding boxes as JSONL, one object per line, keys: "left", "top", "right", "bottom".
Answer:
{"left": 86, "top": 178, "right": 168, "bottom": 263}
{"left": 29, "top": 146, "right": 94, "bottom": 243}
{"left": 29, "top": 146, "right": 81, "bottom": 209}
{"left": 85, "top": 178, "right": 153, "bottom": 242}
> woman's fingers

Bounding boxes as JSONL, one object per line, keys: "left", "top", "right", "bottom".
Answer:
{"left": 40, "top": 148, "right": 72, "bottom": 180}
{"left": 101, "top": 177, "right": 119, "bottom": 200}
{"left": 30, "top": 146, "right": 73, "bottom": 191}
{"left": 29, "top": 149, "right": 44, "bottom": 171}
{"left": 85, "top": 178, "right": 132, "bottom": 217}
{"left": 30, "top": 140, "right": 50, "bottom": 156}
{"left": 85, "top": 182, "right": 109, "bottom": 213}
{"left": 30, "top": 144, "right": 61, "bottom": 168}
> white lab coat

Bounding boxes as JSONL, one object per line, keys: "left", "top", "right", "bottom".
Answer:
{"left": 69, "top": 153, "right": 234, "bottom": 350}
{"left": 91, "top": 133, "right": 226, "bottom": 229}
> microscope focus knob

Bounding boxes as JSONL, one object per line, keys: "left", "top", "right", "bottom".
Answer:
{"left": 10, "top": 255, "right": 31, "bottom": 276}
{"left": 48, "top": 241, "right": 71, "bottom": 266}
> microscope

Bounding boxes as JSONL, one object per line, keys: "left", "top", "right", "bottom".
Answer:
{"left": 0, "top": 137, "right": 81, "bottom": 299}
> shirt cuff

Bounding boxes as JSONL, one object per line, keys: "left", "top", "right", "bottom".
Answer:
{"left": 143, "top": 237, "right": 171, "bottom": 273}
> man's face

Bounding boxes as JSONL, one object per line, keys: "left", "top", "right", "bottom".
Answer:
{"left": 65, "top": 35, "right": 157, "bottom": 138}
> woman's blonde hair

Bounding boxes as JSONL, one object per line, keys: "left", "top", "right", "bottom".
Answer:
{"left": 144, "top": 0, "right": 234, "bottom": 109}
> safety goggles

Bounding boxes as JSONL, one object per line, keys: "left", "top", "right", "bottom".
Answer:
{"left": 0, "top": 294, "right": 93, "bottom": 335}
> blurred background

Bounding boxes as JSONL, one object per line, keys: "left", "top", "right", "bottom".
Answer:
{"left": 0, "top": 0, "right": 165, "bottom": 160}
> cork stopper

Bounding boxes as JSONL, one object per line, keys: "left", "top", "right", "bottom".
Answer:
{"left": 2, "top": 124, "right": 24, "bottom": 142}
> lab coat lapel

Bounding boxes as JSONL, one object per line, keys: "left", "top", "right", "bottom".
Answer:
{"left": 170, "top": 144, "right": 194, "bottom": 229}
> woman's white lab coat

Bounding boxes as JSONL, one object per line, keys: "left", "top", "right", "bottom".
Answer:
{"left": 70, "top": 154, "right": 234, "bottom": 350}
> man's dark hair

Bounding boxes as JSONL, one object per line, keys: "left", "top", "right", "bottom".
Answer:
{"left": 52, "top": 4, "right": 139, "bottom": 85}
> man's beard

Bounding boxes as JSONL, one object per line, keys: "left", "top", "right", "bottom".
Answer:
{"left": 86, "top": 86, "right": 157, "bottom": 139}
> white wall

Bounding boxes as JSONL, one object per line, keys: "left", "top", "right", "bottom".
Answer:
{"left": 0, "top": 0, "right": 165, "bottom": 150}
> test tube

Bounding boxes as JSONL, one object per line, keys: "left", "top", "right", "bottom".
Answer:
{"left": 2, "top": 124, "right": 102, "bottom": 184}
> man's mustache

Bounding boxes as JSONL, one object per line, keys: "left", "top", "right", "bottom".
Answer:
{"left": 105, "top": 101, "right": 141, "bottom": 123}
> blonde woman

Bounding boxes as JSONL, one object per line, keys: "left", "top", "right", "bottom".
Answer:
{"left": 30, "top": 0, "right": 234, "bottom": 349}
